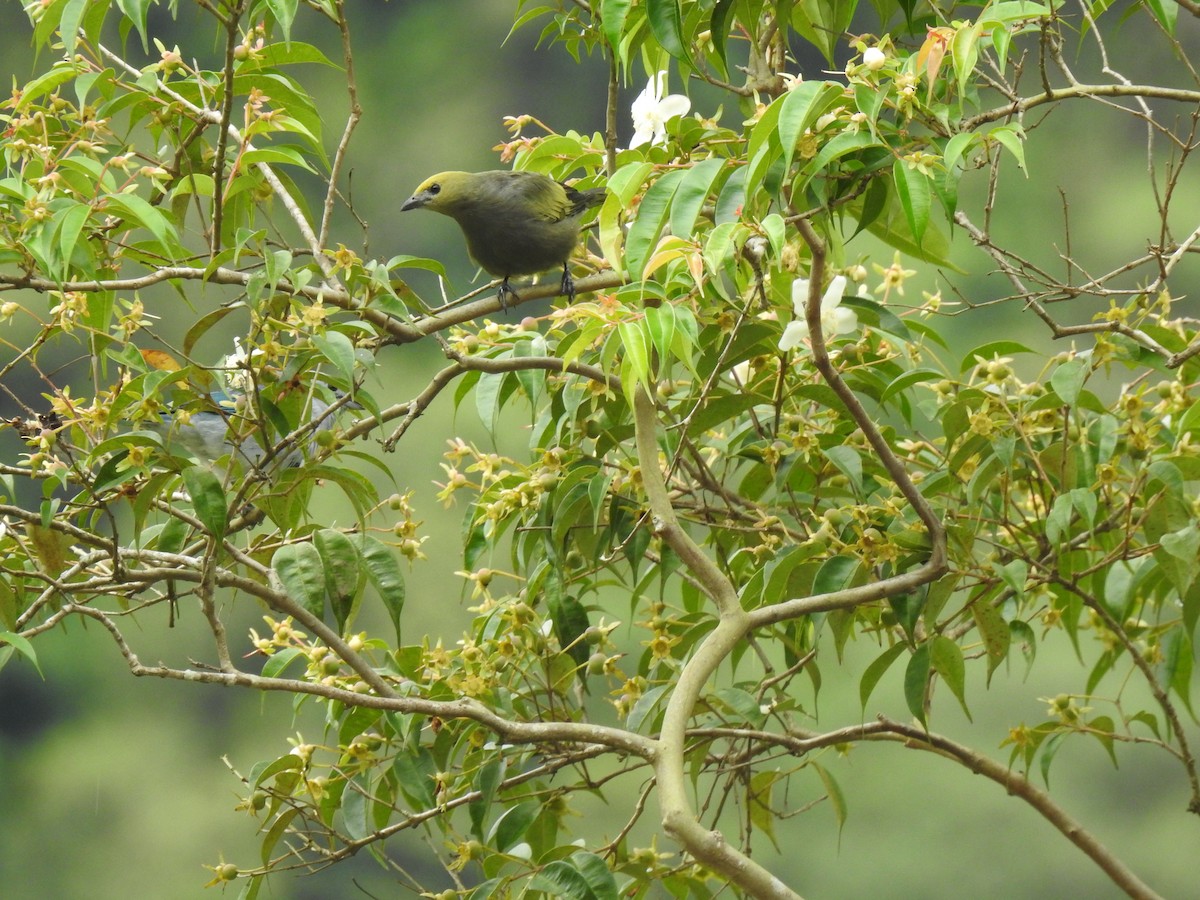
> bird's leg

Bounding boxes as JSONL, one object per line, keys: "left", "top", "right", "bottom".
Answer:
{"left": 560, "top": 264, "right": 576, "bottom": 303}
{"left": 497, "top": 277, "right": 517, "bottom": 312}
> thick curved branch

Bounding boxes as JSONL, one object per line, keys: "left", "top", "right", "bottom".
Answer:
{"left": 634, "top": 387, "right": 800, "bottom": 900}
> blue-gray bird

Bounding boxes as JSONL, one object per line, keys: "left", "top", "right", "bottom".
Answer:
{"left": 155, "top": 389, "right": 343, "bottom": 470}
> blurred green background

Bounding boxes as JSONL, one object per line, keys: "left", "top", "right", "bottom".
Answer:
{"left": 1, "top": 2, "right": 1198, "bottom": 898}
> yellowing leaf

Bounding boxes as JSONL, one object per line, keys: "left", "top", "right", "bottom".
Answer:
{"left": 140, "top": 348, "right": 181, "bottom": 372}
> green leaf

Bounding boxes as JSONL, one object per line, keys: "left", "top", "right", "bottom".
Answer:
{"left": 813, "top": 556, "right": 859, "bottom": 595}
{"left": 1050, "top": 358, "right": 1088, "bottom": 408}
{"left": 627, "top": 683, "right": 669, "bottom": 732}
{"left": 487, "top": 800, "right": 538, "bottom": 853}
{"left": 529, "top": 861, "right": 599, "bottom": 900}
{"left": 862, "top": 193, "right": 960, "bottom": 270}
{"left": 551, "top": 594, "right": 590, "bottom": 672}
{"left": 778, "top": 81, "right": 843, "bottom": 175}
{"left": 569, "top": 850, "right": 620, "bottom": 900}
{"left": 355, "top": 534, "right": 405, "bottom": 643}
{"left": 812, "top": 761, "right": 848, "bottom": 839}
{"left": 892, "top": 160, "right": 932, "bottom": 245}
{"left": 668, "top": 157, "right": 726, "bottom": 241}
{"left": 1009, "top": 619, "right": 1037, "bottom": 678}
{"left": 709, "top": 0, "right": 735, "bottom": 76}
{"left": 625, "top": 168, "right": 686, "bottom": 279}
{"left": 181, "top": 467, "right": 228, "bottom": 540}
{"left": 252, "top": 753, "right": 304, "bottom": 788}
{"left": 57, "top": 0, "right": 89, "bottom": 55}
{"left": 748, "top": 770, "right": 782, "bottom": 850}
{"left": 989, "top": 123, "right": 1028, "bottom": 173}
{"left": 103, "top": 191, "right": 179, "bottom": 253}
{"left": 260, "top": 646, "right": 305, "bottom": 679}
{"left": 259, "top": 808, "right": 299, "bottom": 870}
{"left": 314, "top": 529, "right": 361, "bottom": 634}
{"left": 860, "top": 642, "right": 907, "bottom": 712}
{"left": 51, "top": 201, "right": 90, "bottom": 281}
{"left": 904, "top": 644, "right": 931, "bottom": 727}
{"left": 600, "top": 0, "right": 632, "bottom": 56}
{"left": 646, "top": 0, "right": 689, "bottom": 61}
{"left": 930, "top": 635, "right": 971, "bottom": 720}
{"left": 272, "top": 542, "right": 326, "bottom": 620}
{"left": 972, "top": 597, "right": 1010, "bottom": 682}
{"left": 392, "top": 748, "right": 437, "bottom": 809}
{"left": 0, "top": 631, "right": 42, "bottom": 676}
{"left": 312, "top": 331, "right": 357, "bottom": 386}
{"left": 958, "top": 340, "right": 1036, "bottom": 372}
{"left": 263, "top": 0, "right": 299, "bottom": 41}
{"left": 341, "top": 774, "right": 370, "bottom": 841}
{"left": 1087, "top": 714, "right": 1119, "bottom": 767}
{"left": 823, "top": 445, "right": 863, "bottom": 495}
{"left": 617, "top": 320, "right": 652, "bottom": 407}
{"left": 1143, "top": 0, "right": 1178, "bottom": 34}
{"left": 881, "top": 367, "right": 946, "bottom": 403}
{"left": 644, "top": 304, "right": 677, "bottom": 370}
{"left": 1163, "top": 630, "right": 1195, "bottom": 715}
{"left": 997, "top": 559, "right": 1028, "bottom": 600}
{"left": 469, "top": 756, "right": 504, "bottom": 839}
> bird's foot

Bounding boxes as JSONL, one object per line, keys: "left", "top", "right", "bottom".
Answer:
{"left": 497, "top": 278, "right": 518, "bottom": 312}
{"left": 560, "top": 266, "right": 576, "bottom": 304}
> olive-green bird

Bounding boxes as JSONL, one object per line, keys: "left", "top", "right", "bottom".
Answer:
{"left": 401, "top": 170, "right": 606, "bottom": 307}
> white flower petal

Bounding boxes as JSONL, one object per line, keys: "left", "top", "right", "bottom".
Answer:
{"left": 820, "top": 275, "right": 848, "bottom": 310}
{"left": 829, "top": 306, "right": 859, "bottom": 335}
{"left": 629, "top": 71, "right": 689, "bottom": 147}
{"left": 630, "top": 126, "right": 656, "bottom": 148}
{"left": 779, "top": 320, "right": 809, "bottom": 351}
{"left": 791, "top": 278, "right": 811, "bottom": 316}
{"left": 656, "top": 94, "right": 691, "bottom": 120}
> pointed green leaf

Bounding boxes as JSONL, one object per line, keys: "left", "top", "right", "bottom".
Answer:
{"left": 625, "top": 168, "right": 687, "bottom": 279}
{"left": 314, "top": 529, "right": 361, "bottom": 633}
{"left": 892, "top": 160, "right": 932, "bottom": 245}
{"left": 812, "top": 760, "right": 848, "bottom": 839}
{"left": 668, "top": 156, "right": 726, "bottom": 241}
{"left": 272, "top": 542, "right": 326, "bottom": 620}
{"left": 904, "top": 644, "right": 931, "bottom": 726}
{"left": 0, "top": 631, "right": 42, "bottom": 676}
{"left": 972, "top": 598, "right": 1010, "bottom": 681}
{"left": 354, "top": 535, "right": 405, "bottom": 643}
{"left": 930, "top": 635, "right": 971, "bottom": 720}
{"left": 860, "top": 642, "right": 907, "bottom": 712}
{"left": 1050, "top": 358, "right": 1087, "bottom": 408}
{"left": 646, "top": 0, "right": 689, "bottom": 61}
{"left": 181, "top": 466, "right": 228, "bottom": 540}
{"left": 600, "top": 0, "right": 632, "bottom": 56}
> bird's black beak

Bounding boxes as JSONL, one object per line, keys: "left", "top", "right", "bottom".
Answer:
{"left": 400, "top": 193, "right": 427, "bottom": 212}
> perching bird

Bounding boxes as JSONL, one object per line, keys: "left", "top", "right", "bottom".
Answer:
{"left": 401, "top": 170, "right": 606, "bottom": 307}
{"left": 155, "top": 389, "right": 343, "bottom": 470}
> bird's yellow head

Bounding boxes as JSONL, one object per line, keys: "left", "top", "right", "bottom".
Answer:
{"left": 401, "top": 172, "right": 474, "bottom": 214}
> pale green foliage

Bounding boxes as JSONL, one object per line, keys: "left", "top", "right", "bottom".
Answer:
{"left": 1, "top": 0, "right": 1198, "bottom": 898}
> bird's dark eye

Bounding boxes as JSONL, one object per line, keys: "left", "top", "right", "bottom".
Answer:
{"left": 429, "top": 184, "right": 441, "bottom": 195}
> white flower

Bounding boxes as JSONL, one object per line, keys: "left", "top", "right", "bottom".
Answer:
{"left": 863, "top": 47, "right": 886, "bottom": 71}
{"left": 218, "top": 338, "right": 267, "bottom": 393}
{"left": 630, "top": 71, "right": 691, "bottom": 148}
{"left": 779, "top": 275, "right": 858, "bottom": 351}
